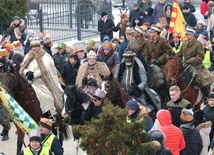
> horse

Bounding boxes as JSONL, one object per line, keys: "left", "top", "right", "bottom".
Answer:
{"left": 1, "top": 65, "right": 71, "bottom": 155}
{"left": 101, "top": 74, "right": 157, "bottom": 122}
{"left": 61, "top": 85, "right": 91, "bottom": 126}
{"left": 165, "top": 56, "right": 203, "bottom": 110}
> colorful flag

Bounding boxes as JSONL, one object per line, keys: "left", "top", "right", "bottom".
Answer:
{"left": 0, "top": 87, "right": 38, "bottom": 133}
{"left": 169, "top": 0, "right": 186, "bottom": 40}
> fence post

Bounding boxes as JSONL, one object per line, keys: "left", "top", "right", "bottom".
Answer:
{"left": 38, "top": 7, "right": 44, "bottom": 32}
{"left": 77, "top": 5, "right": 81, "bottom": 41}
{"left": 69, "top": 0, "right": 73, "bottom": 28}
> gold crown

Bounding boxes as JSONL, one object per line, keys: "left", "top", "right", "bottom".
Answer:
{"left": 29, "top": 37, "right": 41, "bottom": 46}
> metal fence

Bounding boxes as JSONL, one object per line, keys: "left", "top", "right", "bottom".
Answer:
{"left": 26, "top": 0, "right": 112, "bottom": 43}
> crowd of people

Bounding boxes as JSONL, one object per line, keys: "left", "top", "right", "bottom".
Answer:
{"left": 1, "top": 0, "right": 214, "bottom": 154}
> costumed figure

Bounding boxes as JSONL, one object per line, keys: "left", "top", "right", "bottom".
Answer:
{"left": 177, "top": 26, "right": 214, "bottom": 102}
{"left": 19, "top": 37, "right": 63, "bottom": 123}
{"left": 114, "top": 50, "right": 161, "bottom": 112}
{"left": 115, "top": 13, "right": 131, "bottom": 38}
{"left": 75, "top": 50, "right": 110, "bottom": 96}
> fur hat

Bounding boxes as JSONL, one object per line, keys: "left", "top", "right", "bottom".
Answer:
{"left": 56, "top": 42, "right": 67, "bottom": 50}
{"left": 101, "top": 11, "right": 107, "bottom": 17}
{"left": 43, "top": 37, "right": 52, "bottom": 46}
{"left": 93, "top": 88, "right": 106, "bottom": 101}
{"left": 185, "top": 26, "right": 195, "bottom": 34}
{"left": 126, "top": 100, "right": 139, "bottom": 110}
{"left": 87, "top": 40, "right": 95, "bottom": 46}
{"left": 29, "top": 129, "right": 41, "bottom": 142}
{"left": 193, "top": 110, "right": 204, "bottom": 121}
{"left": 180, "top": 108, "right": 194, "bottom": 123}
{"left": 12, "top": 41, "right": 22, "bottom": 49}
{"left": 120, "top": 13, "right": 129, "bottom": 19}
{"left": 25, "top": 29, "right": 35, "bottom": 38}
{"left": 87, "top": 50, "right": 97, "bottom": 59}
{"left": 197, "top": 20, "right": 206, "bottom": 26}
{"left": 39, "top": 118, "right": 52, "bottom": 130}
{"left": 208, "top": 93, "right": 214, "bottom": 99}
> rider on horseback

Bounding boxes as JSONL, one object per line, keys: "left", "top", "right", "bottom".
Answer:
{"left": 114, "top": 50, "right": 160, "bottom": 112}
{"left": 19, "top": 37, "right": 63, "bottom": 124}
{"left": 177, "top": 26, "right": 214, "bottom": 103}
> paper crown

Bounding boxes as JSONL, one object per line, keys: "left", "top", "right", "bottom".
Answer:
{"left": 0, "top": 49, "right": 9, "bottom": 57}
{"left": 125, "top": 27, "right": 132, "bottom": 34}
{"left": 159, "top": 17, "right": 167, "bottom": 23}
{"left": 87, "top": 50, "right": 97, "bottom": 59}
{"left": 102, "top": 41, "right": 113, "bottom": 49}
{"left": 39, "top": 118, "right": 52, "bottom": 130}
{"left": 122, "top": 50, "right": 136, "bottom": 57}
{"left": 29, "top": 129, "right": 41, "bottom": 139}
{"left": 74, "top": 46, "right": 84, "bottom": 53}
{"left": 29, "top": 37, "right": 41, "bottom": 46}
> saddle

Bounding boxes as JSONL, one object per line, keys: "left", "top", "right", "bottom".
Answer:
{"left": 183, "top": 65, "right": 201, "bottom": 89}
{"left": 147, "top": 65, "right": 165, "bottom": 88}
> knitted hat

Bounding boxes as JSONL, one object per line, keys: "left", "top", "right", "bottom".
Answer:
{"left": 25, "top": 29, "right": 35, "bottom": 37}
{"left": 197, "top": 20, "right": 206, "bottom": 26}
{"left": 133, "top": 3, "right": 139, "bottom": 7}
{"left": 101, "top": 11, "right": 107, "bottom": 17}
{"left": 182, "top": 5, "right": 189, "bottom": 10}
{"left": 149, "top": 130, "right": 165, "bottom": 144}
{"left": 193, "top": 110, "right": 204, "bottom": 121}
{"left": 180, "top": 108, "right": 194, "bottom": 123}
{"left": 93, "top": 88, "right": 106, "bottom": 101}
{"left": 208, "top": 93, "right": 214, "bottom": 99}
{"left": 87, "top": 40, "right": 95, "bottom": 46}
{"left": 56, "top": 42, "right": 67, "bottom": 50}
{"left": 87, "top": 50, "right": 97, "bottom": 59}
{"left": 126, "top": 100, "right": 139, "bottom": 110}
{"left": 103, "top": 35, "right": 110, "bottom": 42}
{"left": 13, "top": 16, "right": 21, "bottom": 21}
{"left": 39, "top": 118, "right": 52, "bottom": 130}
{"left": 29, "top": 129, "right": 41, "bottom": 142}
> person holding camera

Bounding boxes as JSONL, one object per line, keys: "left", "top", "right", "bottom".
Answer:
{"left": 7, "top": 16, "right": 26, "bottom": 44}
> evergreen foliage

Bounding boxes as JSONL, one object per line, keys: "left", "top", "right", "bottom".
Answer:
{"left": 0, "top": 0, "right": 29, "bottom": 25}
{"left": 73, "top": 104, "right": 158, "bottom": 155}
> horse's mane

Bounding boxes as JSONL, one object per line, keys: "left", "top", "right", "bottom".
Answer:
{"left": 178, "top": 60, "right": 193, "bottom": 84}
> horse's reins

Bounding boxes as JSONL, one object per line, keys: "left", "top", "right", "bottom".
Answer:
{"left": 172, "top": 61, "right": 195, "bottom": 93}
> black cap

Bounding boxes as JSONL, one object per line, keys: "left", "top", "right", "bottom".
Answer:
{"left": 101, "top": 11, "right": 107, "bottom": 17}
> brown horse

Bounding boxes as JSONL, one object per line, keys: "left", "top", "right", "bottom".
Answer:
{"left": 1, "top": 65, "right": 71, "bottom": 155}
{"left": 101, "top": 74, "right": 157, "bottom": 121}
{"left": 165, "top": 56, "right": 203, "bottom": 110}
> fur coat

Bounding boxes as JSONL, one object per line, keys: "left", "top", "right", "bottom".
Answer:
{"left": 19, "top": 49, "right": 63, "bottom": 114}
{"left": 75, "top": 61, "right": 110, "bottom": 88}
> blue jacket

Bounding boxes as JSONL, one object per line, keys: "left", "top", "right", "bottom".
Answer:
{"left": 118, "top": 39, "right": 129, "bottom": 61}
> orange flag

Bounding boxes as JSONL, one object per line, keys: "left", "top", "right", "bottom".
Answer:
{"left": 169, "top": 0, "right": 186, "bottom": 40}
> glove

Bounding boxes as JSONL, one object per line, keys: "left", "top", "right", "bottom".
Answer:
{"left": 26, "top": 71, "right": 34, "bottom": 81}
{"left": 154, "top": 59, "right": 162, "bottom": 65}
{"left": 82, "top": 77, "right": 88, "bottom": 86}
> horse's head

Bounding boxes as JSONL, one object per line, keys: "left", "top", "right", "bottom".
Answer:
{"left": 165, "top": 55, "right": 181, "bottom": 85}
{"left": 62, "top": 85, "right": 90, "bottom": 125}
{"left": 1, "top": 64, "right": 20, "bottom": 92}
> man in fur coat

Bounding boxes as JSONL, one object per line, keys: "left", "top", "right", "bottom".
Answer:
{"left": 19, "top": 37, "right": 63, "bottom": 123}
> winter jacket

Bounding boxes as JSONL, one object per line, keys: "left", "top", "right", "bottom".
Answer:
{"left": 142, "top": 14, "right": 157, "bottom": 26}
{"left": 137, "top": 0, "right": 152, "bottom": 12}
{"left": 157, "top": 109, "right": 185, "bottom": 155}
{"left": 183, "top": 11, "right": 197, "bottom": 27}
{"left": 53, "top": 51, "right": 71, "bottom": 75}
{"left": 118, "top": 39, "right": 129, "bottom": 61}
{"left": 180, "top": 123, "right": 203, "bottom": 155}
{"left": 129, "top": 8, "right": 144, "bottom": 27}
{"left": 98, "top": 18, "right": 115, "bottom": 42}
{"left": 97, "top": 50, "right": 120, "bottom": 69}
{"left": 200, "top": 1, "right": 208, "bottom": 17}
{"left": 154, "top": 2, "right": 165, "bottom": 22}
{"left": 166, "top": 98, "right": 192, "bottom": 127}
{"left": 195, "top": 121, "right": 212, "bottom": 155}
{"left": 62, "top": 61, "right": 80, "bottom": 86}
{"left": 181, "top": 2, "right": 196, "bottom": 13}
{"left": 195, "top": 26, "right": 209, "bottom": 40}
{"left": 203, "top": 104, "right": 214, "bottom": 142}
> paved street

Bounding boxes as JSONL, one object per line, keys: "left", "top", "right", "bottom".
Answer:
{"left": 0, "top": 123, "right": 85, "bottom": 155}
